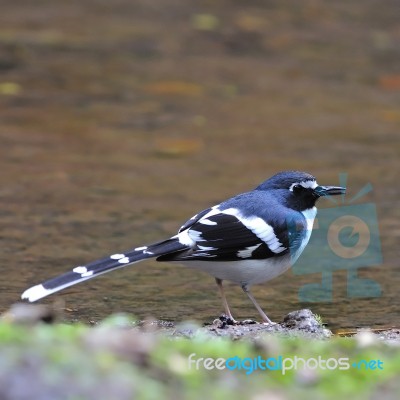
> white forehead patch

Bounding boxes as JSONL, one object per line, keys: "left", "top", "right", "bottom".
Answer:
{"left": 289, "top": 180, "right": 318, "bottom": 191}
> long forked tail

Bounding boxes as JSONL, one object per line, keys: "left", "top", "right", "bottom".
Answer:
{"left": 21, "top": 238, "right": 187, "bottom": 302}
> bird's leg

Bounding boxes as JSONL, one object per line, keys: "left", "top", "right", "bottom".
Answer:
{"left": 241, "top": 284, "right": 273, "bottom": 324}
{"left": 215, "top": 278, "right": 236, "bottom": 323}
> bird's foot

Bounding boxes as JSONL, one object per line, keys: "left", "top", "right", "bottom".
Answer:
{"left": 214, "top": 314, "right": 280, "bottom": 327}
{"left": 220, "top": 313, "right": 237, "bottom": 325}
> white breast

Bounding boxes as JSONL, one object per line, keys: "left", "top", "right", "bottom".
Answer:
{"left": 290, "top": 207, "right": 317, "bottom": 263}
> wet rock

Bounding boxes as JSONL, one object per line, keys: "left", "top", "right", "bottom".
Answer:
{"left": 2, "top": 304, "right": 331, "bottom": 340}
{"left": 282, "top": 309, "right": 324, "bottom": 331}
{"left": 172, "top": 321, "right": 202, "bottom": 338}
{"left": 281, "top": 309, "right": 332, "bottom": 339}
{"left": 198, "top": 310, "right": 332, "bottom": 340}
{"left": 375, "top": 329, "right": 400, "bottom": 345}
{"left": 1, "top": 303, "right": 58, "bottom": 325}
{"left": 209, "top": 314, "right": 236, "bottom": 329}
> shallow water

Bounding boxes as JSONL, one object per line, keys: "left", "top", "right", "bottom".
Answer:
{"left": 1, "top": 0, "right": 399, "bottom": 330}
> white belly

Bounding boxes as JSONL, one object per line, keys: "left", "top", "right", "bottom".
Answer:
{"left": 178, "top": 255, "right": 292, "bottom": 286}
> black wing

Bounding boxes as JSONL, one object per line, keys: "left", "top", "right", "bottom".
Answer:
{"left": 158, "top": 210, "right": 308, "bottom": 262}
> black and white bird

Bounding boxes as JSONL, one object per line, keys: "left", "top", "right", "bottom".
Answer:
{"left": 21, "top": 171, "right": 345, "bottom": 323}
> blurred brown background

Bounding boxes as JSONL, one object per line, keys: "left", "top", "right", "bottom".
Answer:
{"left": 0, "top": 0, "right": 399, "bottom": 329}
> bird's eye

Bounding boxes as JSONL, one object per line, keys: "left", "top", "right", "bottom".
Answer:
{"left": 292, "top": 184, "right": 302, "bottom": 193}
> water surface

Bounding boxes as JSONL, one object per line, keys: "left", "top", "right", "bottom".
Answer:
{"left": 0, "top": 0, "right": 399, "bottom": 330}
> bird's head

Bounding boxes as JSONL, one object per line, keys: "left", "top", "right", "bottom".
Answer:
{"left": 256, "top": 171, "right": 346, "bottom": 211}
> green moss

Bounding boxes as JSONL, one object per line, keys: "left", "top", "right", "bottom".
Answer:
{"left": 0, "top": 320, "right": 399, "bottom": 400}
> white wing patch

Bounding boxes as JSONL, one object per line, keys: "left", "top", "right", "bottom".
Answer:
{"left": 237, "top": 244, "right": 262, "bottom": 258}
{"left": 176, "top": 229, "right": 205, "bottom": 247}
{"left": 175, "top": 231, "right": 194, "bottom": 247}
{"left": 199, "top": 218, "right": 217, "bottom": 225}
{"left": 188, "top": 230, "right": 205, "bottom": 243}
{"left": 198, "top": 206, "right": 221, "bottom": 222}
{"left": 198, "top": 245, "right": 217, "bottom": 251}
{"left": 222, "top": 208, "right": 286, "bottom": 254}
{"left": 178, "top": 206, "right": 222, "bottom": 246}
{"left": 177, "top": 205, "right": 287, "bottom": 256}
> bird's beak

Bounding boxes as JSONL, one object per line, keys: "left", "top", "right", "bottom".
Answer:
{"left": 314, "top": 185, "right": 346, "bottom": 197}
